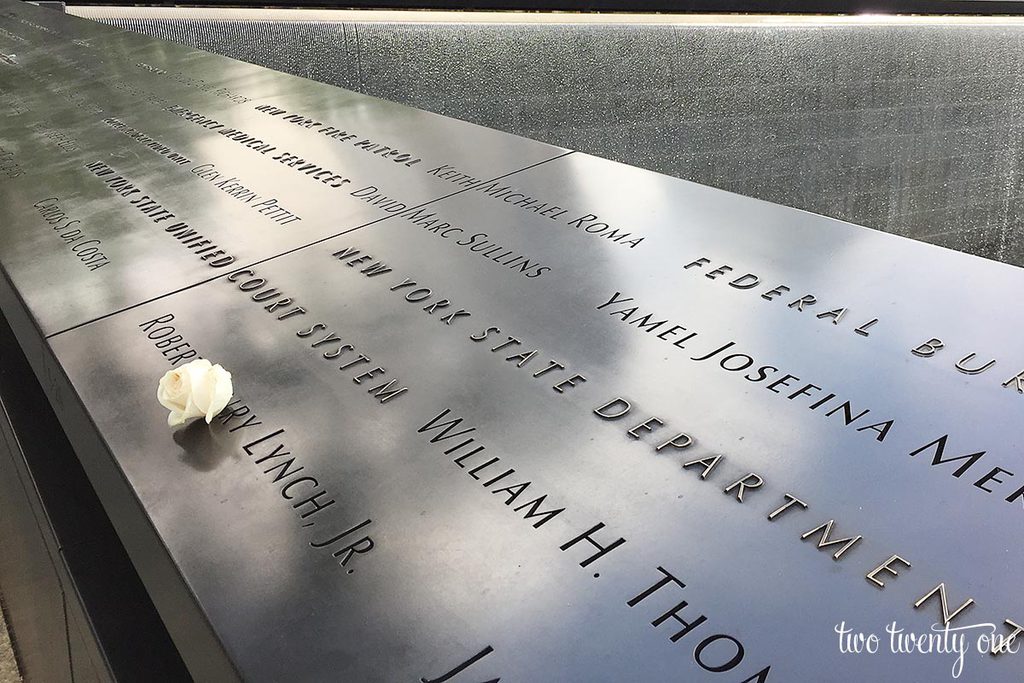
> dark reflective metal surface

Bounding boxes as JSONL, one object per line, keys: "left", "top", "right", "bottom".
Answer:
{"left": 2, "top": 2, "right": 1023, "bottom": 681}
{"left": 0, "top": 0, "right": 566, "bottom": 335}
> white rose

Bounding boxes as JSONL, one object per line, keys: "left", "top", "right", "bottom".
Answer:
{"left": 157, "top": 359, "right": 233, "bottom": 427}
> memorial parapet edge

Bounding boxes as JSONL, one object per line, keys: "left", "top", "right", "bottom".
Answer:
{"left": 0, "top": 1, "right": 1021, "bottom": 680}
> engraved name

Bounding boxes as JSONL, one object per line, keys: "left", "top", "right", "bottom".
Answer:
{"left": 33, "top": 197, "right": 109, "bottom": 271}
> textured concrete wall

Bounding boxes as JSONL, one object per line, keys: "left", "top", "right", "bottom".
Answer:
{"left": 0, "top": 602, "right": 21, "bottom": 683}
{"left": 76, "top": 10, "right": 1024, "bottom": 266}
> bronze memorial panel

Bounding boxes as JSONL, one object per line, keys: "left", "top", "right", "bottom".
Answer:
{"left": 0, "top": 1, "right": 1021, "bottom": 680}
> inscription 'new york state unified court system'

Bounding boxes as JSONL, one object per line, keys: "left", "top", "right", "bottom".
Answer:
{"left": 0, "top": 1, "right": 1022, "bottom": 680}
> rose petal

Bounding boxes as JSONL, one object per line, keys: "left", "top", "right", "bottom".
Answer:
{"left": 189, "top": 370, "right": 214, "bottom": 414}
{"left": 180, "top": 361, "right": 210, "bottom": 412}
{"left": 157, "top": 368, "right": 190, "bottom": 413}
{"left": 204, "top": 366, "right": 233, "bottom": 423}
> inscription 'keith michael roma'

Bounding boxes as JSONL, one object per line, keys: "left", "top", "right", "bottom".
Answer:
{"left": 425, "top": 163, "right": 647, "bottom": 249}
